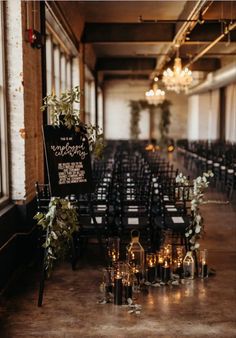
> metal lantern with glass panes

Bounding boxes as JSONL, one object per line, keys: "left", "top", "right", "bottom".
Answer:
{"left": 107, "top": 237, "right": 120, "bottom": 264}
{"left": 183, "top": 251, "right": 195, "bottom": 279}
{"left": 127, "top": 230, "right": 145, "bottom": 275}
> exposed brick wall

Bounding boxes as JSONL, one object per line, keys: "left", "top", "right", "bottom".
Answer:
{"left": 5, "top": 0, "right": 26, "bottom": 202}
{"left": 21, "top": 1, "right": 44, "bottom": 202}
{"left": 5, "top": 0, "right": 44, "bottom": 204}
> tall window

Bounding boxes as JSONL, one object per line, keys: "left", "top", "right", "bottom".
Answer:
{"left": 0, "top": 2, "right": 9, "bottom": 204}
{"left": 84, "top": 65, "right": 95, "bottom": 124}
{"left": 47, "top": 37, "right": 69, "bottom": 96}
{"left": 46, "top": 5, "right": 79, "bottom": 98}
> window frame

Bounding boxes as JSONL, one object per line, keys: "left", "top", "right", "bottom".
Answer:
{"left": 0, "top": 1, "right": 9, "bottom": 206}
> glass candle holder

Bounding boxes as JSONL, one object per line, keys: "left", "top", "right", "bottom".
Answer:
{"left": 199, "top": 249, "right": 208, "bottom": 278}
{"left": 127, "top": 230, "right": 145, "bottom": 275}
{"left": 156, "top": 248, "right": 164, "bottom": 279}
{"left": 183, "top": 251, "right": 195, "bottom": 279}
{"left": 103, "top": 267, "right": 114, "bottom": 294}
{"left": 161, "top": 259, "right": 171, "bottom": 283}
{"left": 146, "top": 253, "right": 157, "bottom": 283}
{"left": 123, "top": 272, "right": 133, "bottom": 302}
{"left": 163, "top": 244, "right": 172, "bottom": 265}
{"left": 107, "top": 237, "right": 120, "bottom": 264}
{"left": 146, "top": 253, "right": 157, "bottom": 268}
{"left": 117, "top": 261, "right": 129, "bottom": 283}
{"left": 173, "top": 246, "right": 184, "bottom": 276}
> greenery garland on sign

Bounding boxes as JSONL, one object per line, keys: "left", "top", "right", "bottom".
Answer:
{"left": 175, "top": 171, "right": 214, "bottom": 252}
{"left": 129, "top": 99, "right": 171, "bottom": 143}
{"left": 40, "top": 86, "right": 104, "bottom": 158}
{"left": 36, "top": 86, "right": 104, "bottom": 274}
{"left": 34, "top": 198, "right": 79, "bottom": 274}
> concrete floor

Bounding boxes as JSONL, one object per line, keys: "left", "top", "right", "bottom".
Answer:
{"left": 0, "top": 173, "right": 236, "bottom": 337}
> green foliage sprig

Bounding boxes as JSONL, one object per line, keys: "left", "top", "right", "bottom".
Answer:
{"left": 40, "top": 86, "right": 104, "bottom": 158}
{"left": 129, "top": 99, "right": 171, "bottom": 143}
{"left": 158, "top": 100, "right": 171, "bottom": 145}
{"left": 129, "top": 100, "right": 143, "bottom": 140}
{"left": 176, "top": 171, "right": 214, "bottom": 251}
{"left": 34, "top": 197, "right": 79, "bottom": 274}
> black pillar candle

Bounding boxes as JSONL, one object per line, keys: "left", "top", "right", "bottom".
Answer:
{"left": 106, "top": 284, "right": 113, "bottom": 294}
{"left": 156, "top": 263, "right": 162, "bottom": 279}
{"left": 124, "top": 284, "right": 132, "bottom": 301}
{"left": 161, "top": 265, "right": 171, "bottom": 283}
{"left": 147, "top": 267, "right": 156, "bottom": 283}
{"left": 135, "top": 272, "right": 142, "bottom": 285}
{"left": 201, "top": 263, "right": 208, "bottom": 278}
{"left": 114, "top": 277, "right": 123, "bottom": 305}
{"left": 175, "top": 265, "right": 183, "bottom": 278}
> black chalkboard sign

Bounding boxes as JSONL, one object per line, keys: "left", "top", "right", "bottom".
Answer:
{"left": 43, "top": 125, "right": 94, "bottom": 196}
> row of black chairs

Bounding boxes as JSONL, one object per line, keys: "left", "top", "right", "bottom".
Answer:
{"left": 36, "top": 141, "right": 195, "bottom": 266}
{"left": 177, "top": 140, "right": 236, "bottom": 200}
{"left": 35, "top": 141, "right": 196, "bottom": 305}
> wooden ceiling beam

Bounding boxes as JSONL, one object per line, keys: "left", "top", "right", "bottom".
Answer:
{"left": 187, "top": 58, "right": 221, "bottom": 71}
{"left": 96, "top": 58, "right": 156, "bottom": 71}
{"left": 165, "top": 57, "right": 221, "bottom": 72}
{"left": 96, "top": 57, "right": 220, "bottom": 73}
{"left": 103, "top": 74, "right": 149, "bottom": 81}
{"left": 82, "top": 23, "right": 175, "bottom": 43}
{"left": 189, "top": 22, "right": 236, "bottom": 42}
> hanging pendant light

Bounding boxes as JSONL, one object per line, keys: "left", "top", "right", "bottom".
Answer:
{"left": 145, "top": 77, "right": 165, "bottom": 105}
{"left": 162, "top": 46, "right": 193, "bottom": 94}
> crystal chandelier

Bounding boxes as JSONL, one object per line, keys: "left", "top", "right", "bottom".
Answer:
{"left": 162, "top": 47, "right": 193, "bottom": 94}
{"left": 145, "top": 77, "right": 165, "bottom": 105}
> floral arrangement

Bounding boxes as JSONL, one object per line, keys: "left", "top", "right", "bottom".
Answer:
{"left": 129, "top": 99, "right": 171, "bottom": 143}
{"left": 40, "top": 86, "right": 104, "bottom": 158}
{"left": 34, "top": 197, "right": 79, "bottom": 274}
{"left": 176, "top": 171, "right": 214, "bottom": 251}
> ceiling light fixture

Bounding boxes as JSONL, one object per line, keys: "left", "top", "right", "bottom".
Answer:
{"left": 145, "top": 77, "right": 165, "bottom": 105}
{"left": 162, "top": 46, "right": 193, "bottom": 94}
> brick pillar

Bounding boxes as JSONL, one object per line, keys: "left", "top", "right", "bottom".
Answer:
{"left": 6, "top": 0, "right": 43, "bottom": 203}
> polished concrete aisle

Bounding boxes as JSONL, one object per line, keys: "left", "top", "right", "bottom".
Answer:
{"left": 0, "top": 190, "right": 236, "bottom": 337}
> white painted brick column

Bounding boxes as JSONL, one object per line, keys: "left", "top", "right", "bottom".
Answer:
{"left": 5, "top": 0, "right": 26, "bottom": 201}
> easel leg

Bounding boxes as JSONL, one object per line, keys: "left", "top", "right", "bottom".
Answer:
{"left": 71, "top": 233, "right": 78, "bottom": 270}
{"left": 38, "top": 250, "right": 46, "bottom": 307}
{"left": 38, "top": 228, "right": 49, "bottom": 307}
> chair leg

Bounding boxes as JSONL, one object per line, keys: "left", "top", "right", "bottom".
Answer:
{"left": 184, "top": 235, "right": 189, "bottom": 253}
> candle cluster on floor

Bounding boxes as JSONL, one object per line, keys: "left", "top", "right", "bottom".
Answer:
{"left": 98, "top": 233, "right": 210, "bottom": 311}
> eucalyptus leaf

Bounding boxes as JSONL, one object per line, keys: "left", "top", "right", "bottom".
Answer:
{"left": 40, "top": 86, "right": 104, "bottom": 158}
{"left": 34, "top": 197, "right": 79, "bottom": 276}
